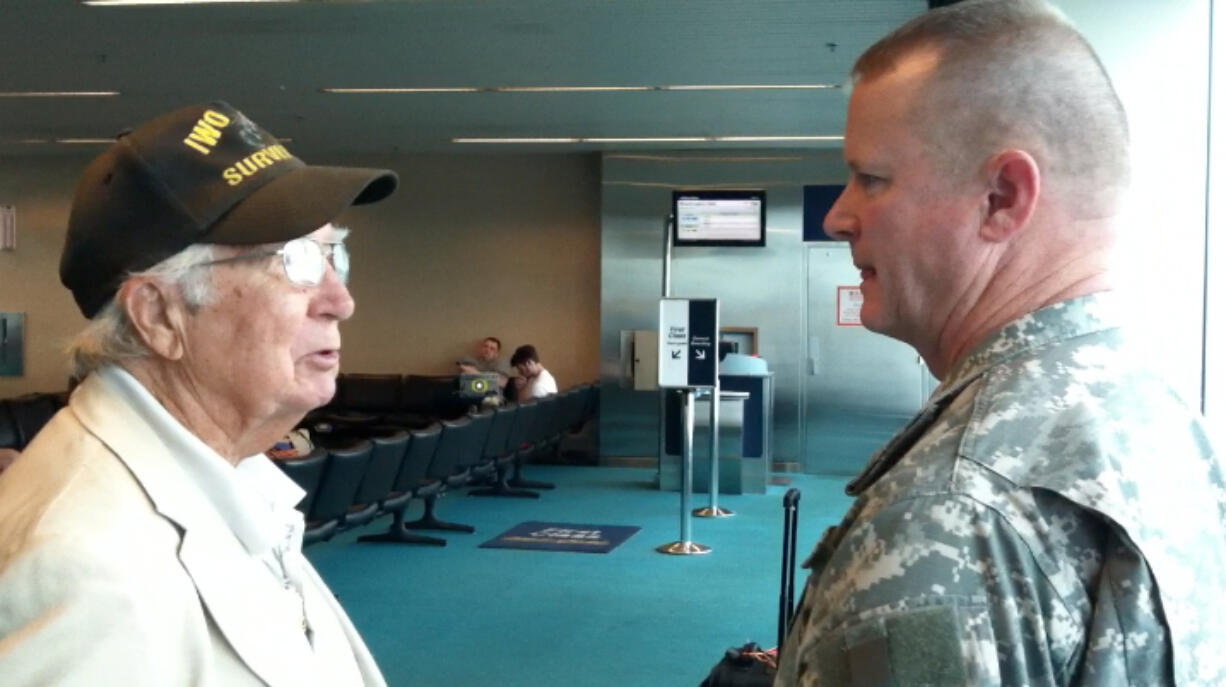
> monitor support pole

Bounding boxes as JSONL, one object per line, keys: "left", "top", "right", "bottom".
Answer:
{"left": 657, "top": 214, "right": 672, "bottom": 484}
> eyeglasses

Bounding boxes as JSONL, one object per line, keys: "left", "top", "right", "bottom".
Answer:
{"left": 194, "top": 237, "right": 349, "bottom": 286}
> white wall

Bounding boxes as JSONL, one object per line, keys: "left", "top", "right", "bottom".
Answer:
{"left": 1059, "top": 0, "right": 1211, "bottom": 407}
{"left": 0, "top": 154, "right": 97, "bottom": 396}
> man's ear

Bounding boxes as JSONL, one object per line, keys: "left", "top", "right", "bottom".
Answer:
{"left": 980, "top": 149, "right": 1040, "bottom": 243}
{"left": 120, "top": 279, "right": 187, "bottom": 361}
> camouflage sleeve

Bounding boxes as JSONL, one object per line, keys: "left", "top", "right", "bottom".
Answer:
{"left": 775, "top": 494, "right": 1088, "bottom": 686}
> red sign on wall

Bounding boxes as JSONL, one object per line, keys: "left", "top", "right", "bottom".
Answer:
{"left": 837, "top": 286, "right": 862, "bottom": 327}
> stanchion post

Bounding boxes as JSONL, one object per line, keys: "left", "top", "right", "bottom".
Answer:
{"left": 680, "top": 389, "right": 694, "bottom": 541}
{"left": 709, "top": 386, "right": 718, "bottom": 510}
{"left": 657, "top": 389, "right": 710, "bottom": 555}
{"left": 695, "top": 382, "right": 734, "bottom": 518}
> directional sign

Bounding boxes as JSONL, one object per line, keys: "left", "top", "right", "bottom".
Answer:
{"left": 658, "top": 298, "right": 719, "bottom": 388}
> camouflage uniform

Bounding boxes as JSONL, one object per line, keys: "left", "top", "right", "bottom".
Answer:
{"left": 775, "top": 293, "right": 1226, "bottom": 686}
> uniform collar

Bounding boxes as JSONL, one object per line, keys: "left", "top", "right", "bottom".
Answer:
{"left": 939, "top": 291, "right": 1123, "bottom": 398}
{"left": 846, "top": 292, "right": 1122, "bottom": 497}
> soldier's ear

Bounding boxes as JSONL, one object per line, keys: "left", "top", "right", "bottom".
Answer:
{"left": 979, "top": 149, "right": 1039, "bottom": 243}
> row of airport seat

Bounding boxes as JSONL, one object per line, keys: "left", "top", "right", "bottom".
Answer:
{"left": 276, "top": 384, "right": 599, "bottom": 546}
{"left": 0, "top": 392, "right": 66, "bottom": 451}
{"left": 308, "top": 372, "right": 477, "bottom": 430}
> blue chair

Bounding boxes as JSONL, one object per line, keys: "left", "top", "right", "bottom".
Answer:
{"left": 469, "top": 403, "right": 539, "bottom": 498}
{"left": 304, "top": 440, "right": 372, "bottom": 545}
{"left": 358, "top": 423, "right": 448, "bottom": 547}
{"left": 275, "top": 446, "right": 329, "bottom": 518}
{"left": 343, "top": 430, "right": 409, "bottom": 528}
{"left": 403, "top": 416, "right": 484, "bottom": 534}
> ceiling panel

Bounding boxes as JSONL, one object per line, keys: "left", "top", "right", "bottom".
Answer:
{"left": 0, "top": 0, "right": 924, "bottom": 155}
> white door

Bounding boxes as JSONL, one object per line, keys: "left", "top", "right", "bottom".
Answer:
{"left": 803, "top": 244, "right": 933, "bottom": 474}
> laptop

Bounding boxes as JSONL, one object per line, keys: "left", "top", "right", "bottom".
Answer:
{"left": 457, "top": 372, "right": 501, "bottom": 400}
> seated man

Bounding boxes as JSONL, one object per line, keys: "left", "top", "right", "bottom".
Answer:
{"left": 457, "top": 336, "right": 510, "bottom": 389}
{"left": 509, "top": 344, "right": 557, "bottom": 401}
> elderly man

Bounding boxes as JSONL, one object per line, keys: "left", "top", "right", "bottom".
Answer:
{"left": 775, "top": 1, "right": 1226, "bottom": 686}
{"left": 0, "top": 102, "right": 397, "bottom": 685}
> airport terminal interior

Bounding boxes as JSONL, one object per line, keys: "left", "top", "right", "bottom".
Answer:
{"left": 2, "top": 1, "right": 1225, "bottom": 685}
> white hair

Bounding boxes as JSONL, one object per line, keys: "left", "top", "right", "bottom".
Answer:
{"left": 66, "top": 243, "right": 219, "bottom": 379}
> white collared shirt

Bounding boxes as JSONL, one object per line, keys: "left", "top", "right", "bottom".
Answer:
{"left": 100, "top": 366, "right": 367, "bottom": 686}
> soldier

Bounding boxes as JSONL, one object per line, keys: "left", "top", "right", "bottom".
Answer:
{"left": 775, "top": 1, "right": 1226, "bottom": 685}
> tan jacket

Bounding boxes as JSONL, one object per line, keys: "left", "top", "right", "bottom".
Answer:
{"left": 0, "top": 374, "right": 385, "bottom": 686}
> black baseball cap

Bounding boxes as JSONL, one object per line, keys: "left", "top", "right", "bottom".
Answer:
{"left": 60, "top": 100, "right": 398, "bottom": 318}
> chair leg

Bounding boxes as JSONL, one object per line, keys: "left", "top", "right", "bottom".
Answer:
{"left": 357, "top": 507, "right": 447, "bottom": 546}
{"left": 470, "top": 463, "right": 540, "bottom": 498}
{"left": 508, "top": 455, "right": 555, "bottom": 490}
{"left": 403, "top": 494, "right": 475, "bottom": 533}
{"left": 358, "top": 528, "right": 448, "bottom": 546}
{"left": 465, "top": 464, "right": 498, "bottom": 486}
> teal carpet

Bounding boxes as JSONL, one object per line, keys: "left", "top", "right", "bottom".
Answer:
{"left": 306, "top": 466, "right": 852, "bottom": 687}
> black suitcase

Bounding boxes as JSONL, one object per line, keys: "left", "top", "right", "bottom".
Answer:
{"left": 699, "top": 488, "right": 801, "bottom": 687}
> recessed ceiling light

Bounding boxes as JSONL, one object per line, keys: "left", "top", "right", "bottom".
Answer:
{"left": 583, "top": 137, "right": 710, "bottom": 143}
{"left": 0, "top": 138, "right": 113, "bottom": 145}
{"left": 604, "top": 154, "right": 809, "bottom": 162}
{"left": 712, "top": 136, "right": 844, "bottom": 142}
{"left": 659, "top": 84, "right": 839, "bottom": 91}
{"left": 320, "top": 87, "right": 483, "bottom": 94}
{"left": 0, "top": 91, "right": 119, "bottom": 97}
{"left": 451, "top": 136, "right": 583, "bottom": 143}
{"left": 83, "top": 0, "right": 297, "bottom": 5}
{"left": 323, "top": 83, "right": 841, "bottom": 94}
{"left": 493, "top": 86, "right": 655, "bottom": 93}
{"left": 603, "top": 180, "right": 805, "bottom": 190}
{"left": 452, "top": 135, "right": 842, "bottom": 145}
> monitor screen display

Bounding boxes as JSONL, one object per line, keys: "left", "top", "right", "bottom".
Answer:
{"left": 672, "top": 190, "right": 766, "bottom": 247}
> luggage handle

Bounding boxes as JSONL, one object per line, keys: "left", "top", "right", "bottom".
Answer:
{"left": 778, "top": 488, "right": 801, "bottom": 649}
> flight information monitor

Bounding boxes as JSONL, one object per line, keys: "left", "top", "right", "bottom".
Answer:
{"left": 672, "top": 190, "right": 766, "bottom": 247}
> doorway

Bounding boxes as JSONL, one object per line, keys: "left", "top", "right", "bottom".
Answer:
{"left": 802, "top": 244, "right": 934, "bottom": 474}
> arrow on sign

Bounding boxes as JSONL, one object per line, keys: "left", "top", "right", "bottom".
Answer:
{"left": 695, "top": 349, "right": 706, "bottom": 360}
{"left": 671, "top": 349, "right": 682, "bottom": 359}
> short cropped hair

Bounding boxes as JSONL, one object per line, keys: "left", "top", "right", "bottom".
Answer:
{"left": 853, "top": 0, "right": 1129, "bottom": 214}
{"left": 484, "top": 336, "right": 502, "bottom": 351}
{"left": 66, "top": 243, "right": 217, "bottom": 379}
{"left": 510, "top": 344, "right": 539, "bottom": 367}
